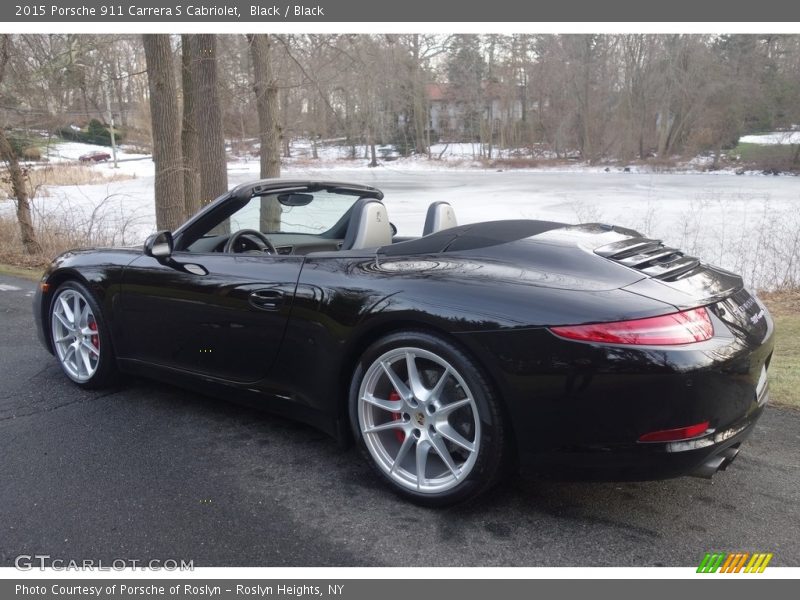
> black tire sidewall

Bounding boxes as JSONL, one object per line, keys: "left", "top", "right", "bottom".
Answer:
{"left": 348, "top": 330, "right": 507, "bottom": 507}
{"left": 50, "top": 280, "right": 117, "bottom": 389}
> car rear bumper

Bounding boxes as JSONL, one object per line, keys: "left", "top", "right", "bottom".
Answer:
{"left": 519, "top": 402, "right": 764, "bottom": 480}
{"left": 455, "top": 304, "right": 774, "bottom": 481}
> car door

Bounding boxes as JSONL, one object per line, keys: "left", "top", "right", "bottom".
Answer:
{"left": 118, "top": 251, "right": 303, "bottom": 384}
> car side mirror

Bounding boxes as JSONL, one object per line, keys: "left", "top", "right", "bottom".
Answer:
{"left": 144, "top": 230, "right": 174, "bottom": 259}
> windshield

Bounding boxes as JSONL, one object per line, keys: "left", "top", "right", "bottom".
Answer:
{"left": 228, "top": 190, "right": 357, "bottom": 235}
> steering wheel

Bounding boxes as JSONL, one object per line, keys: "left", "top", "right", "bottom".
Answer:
{"left": 223, "top": 229, "right": 277, "bottom": 255}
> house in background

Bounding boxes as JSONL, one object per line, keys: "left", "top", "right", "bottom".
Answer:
{"left": 426, "top": 82, "right": 529, "bottom": 142}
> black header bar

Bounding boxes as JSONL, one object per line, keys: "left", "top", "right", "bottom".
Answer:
{"left": 3, "top": 0, "right": 800, "bottom": 23}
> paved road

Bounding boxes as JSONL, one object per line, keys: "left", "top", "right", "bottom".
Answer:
{"left": 1, "top": 273, "right": 798, "bottom": 567}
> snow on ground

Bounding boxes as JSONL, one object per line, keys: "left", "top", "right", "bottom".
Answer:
{"left": 278, "top": 139, "right": 590, "bottom": 171}
{"left": 739, "top": 131, "right": 800, "bottom": 145}
{"left": 251, "top": 138, "right": 780, "bottom": 175}
{"left": 38, "top": 140, "right": 151, "bottom": 164}
{"left": 3, "top": 141, "right": 799, "bottom": 288}
{"left": 424, "top": 142, "right": 560, "bottom": 160}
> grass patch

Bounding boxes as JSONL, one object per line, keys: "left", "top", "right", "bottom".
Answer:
{"left": 0, "top": 262, "right": 43, "bottom": 280}
{"left": 0, "top": 163, "right": 131, "bottom": 198}
{"left": 0, "top": 194, "right": 132, "bottom": 269}
{"left": 760, "top": 291, "right": 800, "bottom": 408}
{"left": 0, "top": 216, "right": 50, "bottom": 268}
{"left": 730, "top": 142, "right": 799, "bottom": 172}
{"left": 486, "top": 157, "right": 541, "bottom": 169}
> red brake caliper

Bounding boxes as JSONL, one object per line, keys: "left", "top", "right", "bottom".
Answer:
{"left": 88, "top": 319, "right": 99, "bottom": 349}
{"left": 389, "top": 390, "right": 405, "bottom": 443}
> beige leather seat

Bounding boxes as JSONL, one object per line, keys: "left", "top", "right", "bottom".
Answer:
{"left": 341, "top": 198, "right": 394, "bottom": 250}
{"left": 423, "top": 201, "right": 458, "bottom": 236}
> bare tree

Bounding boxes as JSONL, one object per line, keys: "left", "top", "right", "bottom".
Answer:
{"left": 0, "top": 35, "right": 41, "bottom": 255}
{"left": 246, "top": 34, "right": 282, "bottom": 232}
{"left": 180, "top": 35, "right": 201, "bottom": 217}
{"left": 410, "top": 35, "right": 432, "bottom": 155}
{"left": 189, "top": 34, "right": 228, "bottom": 207}
{"left": 618, "top": 35, "right": 656, "bottom": 160}
{"left": 142, "top": 34, "right": 184, "bottom": 231}
{"left": 5, "top": 33, "right": 800, "bottom": 182}
{"left": 247, "top": 34, "right": 281, "bottom": 179}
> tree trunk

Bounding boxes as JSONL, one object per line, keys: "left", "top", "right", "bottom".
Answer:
{"left": 180, "top": 35, "right": 201, "bottom": 218}
{"left": 410, "top": 34, "right": 429, "bottom": 156}
{"left": 189, "top": 34, "right": 228, "bottom": 208}
{"left": 246, "top": 34, "right": 282, "bottom": 233}
{"left": 656, "top": 105, "right": 672, "bottom": 157}
{"left": 368, "top": 122, "right": 378, "bottom": 167}
{"left": 113, "top": 57, "right": 128, "bottom": 128}
{"left": 247, "top": 34, "right": 281, "bottom": 180}
{"left": 0, "top": 131, "right": 41, "bottom": 255}
{"left": 281, "top": 83, "right": 291, "bottom": 158}
{"left": 142, "top": 34, "right": 185, "bottom": 232}
{"left": 0, "top": 35, "right": 41, "bottom": 255}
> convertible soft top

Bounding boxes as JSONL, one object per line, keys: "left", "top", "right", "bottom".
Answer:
{"left": 379, "top": 219, "right": 567, "bottom": 256}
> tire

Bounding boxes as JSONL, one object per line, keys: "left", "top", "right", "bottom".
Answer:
{"left": 349, "top": 330, "right": 509, "bottom": 506}
{"left": 49, "top": 280, "right": 117, "bottom": 389}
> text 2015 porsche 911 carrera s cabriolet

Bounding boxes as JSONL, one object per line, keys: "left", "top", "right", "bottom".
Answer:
{"left": 33, "top": 179, "right": 774, "bottom": 505}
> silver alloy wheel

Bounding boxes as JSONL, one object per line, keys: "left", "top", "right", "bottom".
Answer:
{"left": 50, "top": 288, "right": 101, "bottom": 383}
{"left": 358, "top": 347, "right": 481, "bottom": 493}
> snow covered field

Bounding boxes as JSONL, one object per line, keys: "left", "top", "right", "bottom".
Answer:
{"left": 34, "top": 140, "right": 152, "bottom": 164}
{"left": 2, "top": 142, "right": 799, "bottom": 289}
{"left": 297, "top": 167, "right": 799, "bottom": 289}
{"left": 739, "top": 131, "right": 800, "bottom": 145}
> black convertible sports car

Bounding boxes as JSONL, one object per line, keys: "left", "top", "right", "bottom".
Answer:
{"left": 33, "top": 179, "right": 774, "bottom": 505}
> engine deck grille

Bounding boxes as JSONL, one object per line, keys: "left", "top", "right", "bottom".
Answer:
{"left": 594, "top": 237, "right": 701, "bottom": 281}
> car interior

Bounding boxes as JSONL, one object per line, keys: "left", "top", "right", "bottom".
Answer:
{"left": 184, "top": 193, "right": 459, "bottom": 257}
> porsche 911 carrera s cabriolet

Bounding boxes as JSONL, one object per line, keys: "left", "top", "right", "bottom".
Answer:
{"left": 33, "top": 179, "right": 774, "bottom": 505}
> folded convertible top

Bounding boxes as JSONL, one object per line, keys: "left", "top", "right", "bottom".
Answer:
{"left": 378, "top": 219, "right": 567, "bottom": 256}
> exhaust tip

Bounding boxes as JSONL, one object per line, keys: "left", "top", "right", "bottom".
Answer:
{"left": 718, "top": 446, "right": 740, "bottom": 471}
{"left": 691, "top": 455, "right": 726, "bottom": 479}
{"left": 690, "top": 445, "right": 741, "bottom": 479}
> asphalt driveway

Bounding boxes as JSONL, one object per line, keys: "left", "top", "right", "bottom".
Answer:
{"left": 1, "top": 273, "right": 798, "bottom": 567}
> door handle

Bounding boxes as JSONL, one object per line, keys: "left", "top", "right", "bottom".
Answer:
{"left": 249, "top": 290, "right": 284, "bottom": 311}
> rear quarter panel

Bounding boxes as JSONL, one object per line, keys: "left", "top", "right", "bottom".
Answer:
{"left": 270, "top": 253, "right": 679, "bottom": 423}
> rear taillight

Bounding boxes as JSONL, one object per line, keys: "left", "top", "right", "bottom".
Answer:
{"left": 550, "top": 307, "right": 713, "bottom": 346}
{"left": 638, "top": 421, "right": 710, "bottom": 443}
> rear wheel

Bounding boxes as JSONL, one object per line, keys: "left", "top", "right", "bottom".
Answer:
{"left": 50, "top": 281, "right": 117, "bottom": 388}
{"left": 349, "top": 330, "right": 509, "bottom": 506}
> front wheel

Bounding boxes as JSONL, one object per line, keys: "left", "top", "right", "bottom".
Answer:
{"left": 49, "top": 280, "right": 117, "bottom": 388}
{"left": 349, "top": 330, "right": 509, "bottom": 506}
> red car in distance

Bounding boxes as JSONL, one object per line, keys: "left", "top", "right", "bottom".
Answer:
{"left": 78, "top": 150, "right": 111, "bottom": 163}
